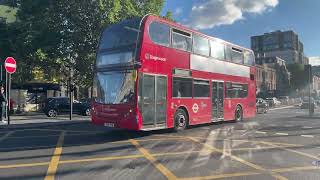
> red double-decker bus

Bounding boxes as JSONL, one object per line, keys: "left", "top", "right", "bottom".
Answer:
{"left": 92, "top": 15, "right": 256, "bottom": 131}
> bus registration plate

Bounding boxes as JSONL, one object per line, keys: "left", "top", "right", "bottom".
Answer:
{"left": 104, "top": 123, "right": 115, "bottom": 127}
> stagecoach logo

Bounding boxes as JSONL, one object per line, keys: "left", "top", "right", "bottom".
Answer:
{"left": 192, "top": 103, "right": 199, "bottom": 113}
{"left": 145, "top": 53, "right": 166, "bottom": 62}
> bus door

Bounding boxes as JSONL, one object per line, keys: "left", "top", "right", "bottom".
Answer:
{"left": 212, "top": 81, "right": 224, "bottom": 121}
{"left": 140, "top": 74, "right": 167, "bottom": 127}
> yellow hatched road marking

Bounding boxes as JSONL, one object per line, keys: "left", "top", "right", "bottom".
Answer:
{"left": 0, "top": 162, "right": 49, "bottom": 169}
{"left": 188, "top": 137, "right": 288, "bottom": 180}
{"left": 112, "top": 137, "right": 186, "bottom": 144}
{"left": 60, "top": 154, "right": 143, "bottom": 164}
{"left": 0, "top": 150, "right": 209, "bottom": 169}
{"left": 179, "top": 165, "right": 320, "bottom": 180}
{"left": 6, "top": 132, "right": 104, "bottom": 140}
{"left": 154, "top": 134, "right": 301, "bottom": 147}
{"left": 178, "top": 171, "right": 261, "bottom": 180}
{"left": 61, "top": 150, "right": 210, "bottom": 164}
{"left": 130, "top": 139, "right": 178, "bottom": 180}
{"left": 272, "top": 166, "right": 320, "bottom": 173}
{"left": 29, "top": 128, "right": 104, "bottom": 134}
{"left": 44, "top": 131, "right": 65, "bottom": 180}
{"left": 1, "top": 147, "right": 299, "bottom": 170}
{"left": 259, "top": 141, "right": 320, "bottom": 160}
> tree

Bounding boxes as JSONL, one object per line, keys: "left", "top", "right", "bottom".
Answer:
{"left": 164, "top": 11, "right": 174, "bottom": 21}
{"left": 287, "top": 63, "right": 309, "bottom": 94}
{"left": 3, "top": 0, "right": 165, "bottom": 95}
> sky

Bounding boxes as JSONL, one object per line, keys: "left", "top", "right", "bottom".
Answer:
{"left": 161, "top": 0, "right": 320, "bottom": 58}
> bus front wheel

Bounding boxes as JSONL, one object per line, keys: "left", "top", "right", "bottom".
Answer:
{"left": 235, "top": 106, "right": 243, "bottom": 122}
{"left": 174, "top": 109, "right": 188, "bottom": 131}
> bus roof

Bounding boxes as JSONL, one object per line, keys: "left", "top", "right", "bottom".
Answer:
{"left": 143, "top": 14, "right": 254, "bottom": 54}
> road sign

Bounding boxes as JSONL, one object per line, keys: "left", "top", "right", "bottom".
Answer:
{"left": 5, "top": 57, "right": 16, "bottom": 74}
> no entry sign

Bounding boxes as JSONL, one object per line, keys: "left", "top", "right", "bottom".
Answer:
{"left": 5, "top": 57, "right": 16, "bottom": 74}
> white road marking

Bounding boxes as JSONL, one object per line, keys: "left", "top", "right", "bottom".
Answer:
{"left": 269, "top": 106, "right": 295, "bottom": 111}
{"left": 284, "top": 125, "right": 294, "bottom": 127}
{"left": 255, "top": 131, "right": 267, "bottom": 134}
{"left": 301, "top": 135, "right": 314, "bottom": 138}
{"left": 240, "top": 131, "right": 250, "bottom": 137}
{"left": 275, "top": 133, "right": 288, "bottom": 136}
{"left": 302, "top": 126, "right": 313, "bottom": 129}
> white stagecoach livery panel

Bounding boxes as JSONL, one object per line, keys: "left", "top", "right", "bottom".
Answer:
{"left": 190, "top": 54, "right": 250, "bottom": 78}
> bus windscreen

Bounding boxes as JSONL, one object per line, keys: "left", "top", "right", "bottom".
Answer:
{"left": 99, "top": 18, "right": 141, "bottom": 51}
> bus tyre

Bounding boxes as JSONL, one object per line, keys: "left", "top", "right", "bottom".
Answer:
{"left": 174, "top": 109, "right": 188, "bottom": 131}
{"left": 235, "top": 106, "right": 243, "bottom": 122}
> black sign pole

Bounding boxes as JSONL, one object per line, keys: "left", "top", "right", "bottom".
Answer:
{"left": 7, "top": 73, "right": 11, "bottom": 125}
{"left": 5, "top": 72, "right": 8, "bottom": 125}
{"left": 69, "top": 76, "right": 72, "bottom": 121}
{"left": 0, "top": 61, "right": 2, "bottom": 83}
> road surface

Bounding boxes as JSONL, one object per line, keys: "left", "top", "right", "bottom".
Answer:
{"left": 0, "top": 107, "right": 319, "bottom": 180}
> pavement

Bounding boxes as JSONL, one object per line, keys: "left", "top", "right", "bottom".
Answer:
{"left": 0, "top": 107, "right": 320, "bottom": 180}
{"left": 0, "top": 112, "right": 90, "bottom": 129}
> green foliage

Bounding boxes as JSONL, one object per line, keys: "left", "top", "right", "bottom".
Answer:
{"left": 287, "top": 63, "right": 309, "bottom": 91}
{"left": 1, "top": 0, "right": 164, "bottom": 89}
{"left": 164, "top": 11, "right": 174, "bottom": 21}
{"left": 0, "top": 5, "right": 17, "bottom": 23}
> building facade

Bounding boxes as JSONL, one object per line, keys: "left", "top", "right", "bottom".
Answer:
{"left": 256, "top": 56, "right": 291, "bottom": 95}
{"left": 309, "top": 57, "right": 320, "bottom": 66}
{"left": 251, "top": 30, "right": 308, "bottom": 65}
{"left": 256, "top": 64, "right": 277, "bottom": 94}
{"left": 313, "top": 75, "right": 320, "bottom": 93}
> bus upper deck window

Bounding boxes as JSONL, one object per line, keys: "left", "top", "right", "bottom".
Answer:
{"left": 149, "top": 22, "right": 170, "bottom": 47}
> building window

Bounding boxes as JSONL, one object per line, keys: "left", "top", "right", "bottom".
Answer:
{"left": 149, "top": 22, "right": 170, "bottom": 47}
{"left": 210, "top": 40, "right": 225, "bottom": 60}
{"left": 172, "top": 29, "right": 192, "bottom": 52}
{"left": 172, "top": 77, "right": 192, "bottom": 98}
{"left": 226, "top": 82, "right": 248, "bottom": 98}
{"left": 193, "top": 34, "right": 210, "bottom": 56}
{"left": 193, "top": 80, "right": 210, "bottom": 98}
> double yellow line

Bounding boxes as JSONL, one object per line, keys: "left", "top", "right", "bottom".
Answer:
{"left": 44, "top": 131, "right": 65, "bottom": 180}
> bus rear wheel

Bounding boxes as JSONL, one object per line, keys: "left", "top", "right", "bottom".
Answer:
{"left": 235, "top": 106, "right": 243, "bottom": 122}
{"left": 174, "top": 109, "right": 188, "bottom": 131}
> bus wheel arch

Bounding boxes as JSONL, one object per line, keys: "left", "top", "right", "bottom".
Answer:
{"left": 235, "top": 104, "right": 243, "bottom": 122}
{"left": 173, "top": 107, "right": 189, "bottom": 131}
